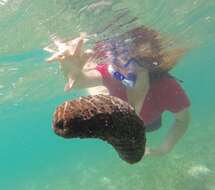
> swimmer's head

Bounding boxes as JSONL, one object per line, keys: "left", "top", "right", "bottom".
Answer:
{"left": 96, "top": 26, "right": 187, "bottom": 83}
{"left": 124, "top": 26, "right": 188, "bottom": 72}
{"left": 125, "top": 27, "right": 163, "bottom": 71}
{"left": 103, "top": 27, "right": 161, "bottom": 88}
{"left": 108, "top": 26, "right": 163, "bottom": 74}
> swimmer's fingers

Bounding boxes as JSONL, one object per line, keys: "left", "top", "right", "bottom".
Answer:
{"left": 144, "top": 147, "right": 151, "bottom": 156}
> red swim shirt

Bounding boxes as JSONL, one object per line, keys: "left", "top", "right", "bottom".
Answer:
{"left": 96, "top": 64, "right": 190, "bottom": 125}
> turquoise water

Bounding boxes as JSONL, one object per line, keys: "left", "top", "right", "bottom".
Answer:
{"left": 0, "top": 0, "right": 215, "bottom": 190}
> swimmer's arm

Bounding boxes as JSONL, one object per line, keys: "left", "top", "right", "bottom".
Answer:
{"left": 54, "top": 55, "right": 104, "bottom": 91}
{"left": 135, "top": 69, "right": 149, "bottom": 114}
{"left": 71, "top": 61, "right": 103, "bottom": 89}
{"left": 149, "top": 108, "right": 191, "bottom": 156}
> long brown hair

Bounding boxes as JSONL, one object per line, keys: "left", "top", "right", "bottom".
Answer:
{"left": 125, "top": 26, "right": 187, "bottom": 73}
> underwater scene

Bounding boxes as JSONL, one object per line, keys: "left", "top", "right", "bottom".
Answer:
{"left": 0, "top": 0, "right": 215, "bottom": 190}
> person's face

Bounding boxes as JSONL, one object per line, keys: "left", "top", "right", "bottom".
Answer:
{"left": 110, "top": 40, "right": 153, "bottom": 82}
{"left": 112, "top": 61, "right": 136, "bottom": 75}
{"left": 136, "top": 43, "right": 152, "bottom": 55}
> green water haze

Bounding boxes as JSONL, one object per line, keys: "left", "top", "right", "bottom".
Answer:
{"left": 0, "top": 0, "right": 215, "bottom": 190}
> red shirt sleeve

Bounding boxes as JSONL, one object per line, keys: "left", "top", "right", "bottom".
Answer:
{"left": 159, "top": 76, "right": 190, "bottom": 113}
{"left": 96, "top": 64, "right": 109, "bottom": 78}
{"left": 140, "top": 75, "right": 190, "bottom": 125}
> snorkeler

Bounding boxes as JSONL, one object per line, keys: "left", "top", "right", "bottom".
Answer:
{"left": 44, "top": 26, "right": 191, "bottom": 156}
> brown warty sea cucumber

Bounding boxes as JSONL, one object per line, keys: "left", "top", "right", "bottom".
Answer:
{"left": 52, "top": 94, "right": 146, "bottom": 164}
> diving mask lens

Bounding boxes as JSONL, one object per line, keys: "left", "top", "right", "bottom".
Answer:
{"left": 113, "top": 71, "right": 125, "bottom": 81}
{"left": 108, "top": 65, "right": 137, "bottom": 88}
{"left": 122, "top": 73, "right": 137, "bottom": 88}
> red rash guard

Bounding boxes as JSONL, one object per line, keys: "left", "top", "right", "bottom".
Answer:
{"left": 96, "top": 64, "right": 190, "bottom": 126}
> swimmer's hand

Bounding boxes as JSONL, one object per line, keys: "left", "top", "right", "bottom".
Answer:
{"left": 44, "top": 32, "right": 93, "bottom": 65}
{"left": 144, "top": 144, "right": 171, "bottom": 157}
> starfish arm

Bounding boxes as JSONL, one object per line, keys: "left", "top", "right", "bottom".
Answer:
{"left": 73, "top": 37, "right": 84, "bottom": 57}
{"left": 73, "top": 33, "right": 88, "bottom": 57}
{"left": 46, "top": 51, "right": 65, "bottom": 63}
{"left": 43, "top": 46, "right": 56, "bottom": 53}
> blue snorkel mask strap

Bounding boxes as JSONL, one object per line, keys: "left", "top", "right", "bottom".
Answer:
{"left": 108, "top": 63, "right": 137, "bottom": 88}
{"left": 107, "top": 40, "right": 142, "bottom": 88}
{"left": 122, "top": 72, "right": 137, "bottom": 88}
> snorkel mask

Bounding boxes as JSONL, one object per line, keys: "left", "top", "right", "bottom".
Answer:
{"left": 107, "top": 39, "right": 139, "bottom": 88}
{"left": 108, "top": 60, "right": 137, "bottom": 88}
{"left": 98, "top": 34, "right": 160, "bottom": 88}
